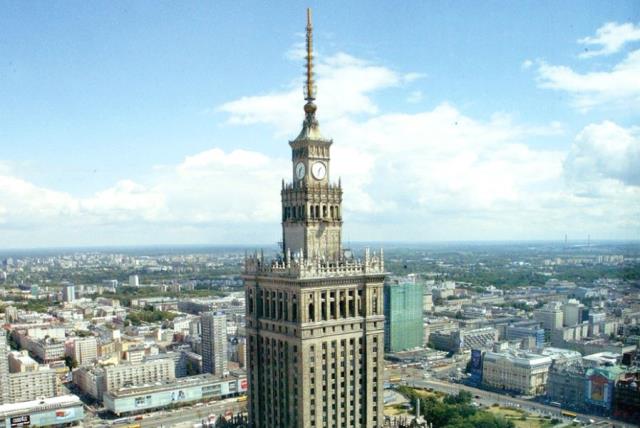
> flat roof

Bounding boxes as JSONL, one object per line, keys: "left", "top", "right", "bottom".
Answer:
{"left": 0, "top": 395, "right": 81, "bottom": 416}
{"left": 105, "top": 374, "right": 243, "bottom": 398}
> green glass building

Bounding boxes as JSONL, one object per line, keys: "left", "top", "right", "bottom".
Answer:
{"left": 384, "top": 277, "right": 424, "bottom": 352}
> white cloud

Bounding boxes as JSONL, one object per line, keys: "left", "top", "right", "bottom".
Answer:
{"left": 535, "top": 49, "right": 640, "bottom": 111}
{"left": 1, "top": 50, "right": 638, "bottom": 245}
{"left": 578, "top": 22, "right": 640, "bottom": 58}
{"left": 521, "top": 59, "right": 533, "bottom": 70}
{"left": 564, "top": 121, "right": 640, "bottom": 187}
{"left": 219, "top": 52, "right": 416, "bottom": 136}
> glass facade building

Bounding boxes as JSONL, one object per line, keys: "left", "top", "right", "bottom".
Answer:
{"left": 384, "top": 278, "right": 424, "bottom": 352}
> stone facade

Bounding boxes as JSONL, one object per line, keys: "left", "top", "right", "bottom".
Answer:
{"left": 243, "top": 10, "right": 385, "bottom": 428}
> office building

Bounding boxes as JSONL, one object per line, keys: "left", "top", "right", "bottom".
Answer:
{"left": 8, "top": 351, "right": 39, "bottom": 373}
{"left": 65, "top": 337, "right": 98, "bottom": 366}
{"left": 506, "top": 323, "right": 545, "bottom": 349}
{"left": 0, "top": 395, "right": 84, "bottom": 427}
{"left": 9, "top": 369, "right": 60, "bottom": 403}
{"left": 62, "top": 284, "right": 75, "bottom": 303}
{"left": 201, "top": 312, "right": 228, "bottom": 376}
{"left": 482, "top": 350, "right": 552, "bottom": 395}
{"left": 547, "top": 362, "right": 586, "bottom": 411}
{"left": 73, "top": 359, "right": 175, "bottom": 401}
{"left": 243, "top": 10, "right": 385, "bottom": 427}
{"left": 429, "top": 327, "right": 497, "bottom": 353}
{"left": 4, "top": 307, "right": 18, "bottom": 323}
{"left": 0, "top": 332, "right": 10, "bottom": 405}
{"left": 534, "top": 301, "right": 563, "bottom": 338}
{"left": 384, "top": 277, "right": 424, "bottom": 352}
{"left": 563, "top": 299, "right": 584, "bottom": 327}
{"left": 129, "top": 275, "right": 139, "bottom": 287}
{"left": 103, "top": 373, "right": 247, "bottom": 415}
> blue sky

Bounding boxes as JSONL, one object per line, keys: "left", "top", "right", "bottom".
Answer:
{"left": 0, "top": 1, "right": 639, "bottom": 247}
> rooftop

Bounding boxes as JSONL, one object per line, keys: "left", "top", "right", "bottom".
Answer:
{"left": 0, "top": 395, "right": 81, "bottom": 416}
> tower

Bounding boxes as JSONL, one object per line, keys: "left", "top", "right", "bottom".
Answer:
{"left": 244, "top": 9, "right": 386, "bottom": 428}
{"left": 201, "top": 312, "right": 228, "bottom": 376}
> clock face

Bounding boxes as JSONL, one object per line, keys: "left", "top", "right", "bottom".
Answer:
{"left": 295, "top": 162, "right": 306, "bottom": 180}
{"left": 311, "top": 162, "right": 326, "bottom": 180}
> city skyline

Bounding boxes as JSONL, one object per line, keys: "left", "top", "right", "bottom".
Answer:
{"left": 1, "top": 1, "right": 639, "bottom": 247}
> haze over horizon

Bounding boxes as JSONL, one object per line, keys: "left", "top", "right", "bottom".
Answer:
{"left": 1, "top": 1, "right": 639, "bottom": 247}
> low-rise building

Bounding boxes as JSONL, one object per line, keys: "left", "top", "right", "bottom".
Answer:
{"left": 482, "top": 350, "right": 552, "bottom": 395}
{"left": 430, "top": 327, "right": 497, "bottom": 353}
{"left": 103, "top": 373, "right": 247, "bottom": 415}
{"left": 0, "top": 395, "right": 84, "bottom": 428}
{"left": 9, "top": 369, "right": 60, "bottom": 403}
{"left": 547, "top": 362, "right": 586, "bottom": 411}
{"left": 76, "top": 359, "right": 176, "bottom": 401}
{"left": 65, "top": 337, "right": 98, "bottom": 366}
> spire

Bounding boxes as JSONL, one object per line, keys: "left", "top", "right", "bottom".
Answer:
{"left": 303, "top": 8, "right": 317, "bottom": 121}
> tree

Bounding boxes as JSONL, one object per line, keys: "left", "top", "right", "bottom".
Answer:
{"left": 64, "top": 355, "right": 78, "bottom": 370}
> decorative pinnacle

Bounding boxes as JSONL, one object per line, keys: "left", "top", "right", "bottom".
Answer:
{"left": 304, "top": 8, "right": 317, "bottom": 118}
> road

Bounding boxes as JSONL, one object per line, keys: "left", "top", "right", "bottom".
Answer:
{"left": 407, "top": 378, "right": 636, "bottom": 428}
{"left": 81, "top": 398, "right": 246, "bottom": 428}
{"left": 138, "top": 399, "right": 246, "bottom": 428}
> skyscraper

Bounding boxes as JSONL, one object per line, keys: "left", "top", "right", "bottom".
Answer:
{"left": 0, "top": 331, "right": 11, "bottom": 405}
{"left": 244, "top": 9, "right": 386, "bottom": 428}
{"left": 201, "top": 312, "right": 228, "bottom": 376}
{"left": 384, "top": 277, "right": 424, "bottom": 352}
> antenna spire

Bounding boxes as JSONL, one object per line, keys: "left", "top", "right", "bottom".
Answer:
{"left": 304, "top": 8, "right": 317, "bottom": 120}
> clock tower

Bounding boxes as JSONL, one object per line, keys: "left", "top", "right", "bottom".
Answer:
{"left": 244, "top": 9, "right": 386, "bottom": 428}
{"left": 281, "top": 11, "right": 342, "bottom": 261}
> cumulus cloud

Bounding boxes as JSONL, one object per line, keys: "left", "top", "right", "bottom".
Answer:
{"left": 578, "top": 22, "right": 640, "bottom": 58}
{"left": 564, "top": 121, "right": 640, "bottom": 186}
{"left": 1, "top": 50, "right": 638, "bottom": 245}
{"left": 219, "top": 52, "right": 416, "bottom": 136}
{"left": 535, "top": 49, "right": 640, "bottom": 111}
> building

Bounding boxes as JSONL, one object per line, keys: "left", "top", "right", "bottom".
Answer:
{"left": 129, "top": 275, "right": 139, "bottom": 287}
{"left": 584, "top": 365, "right": 626, "bottom": 414}
{"left": 482, "top": 350, "right": 552, "bottom": 395}
{"left": 103, "top": 373, "right": 247, "bottom": 415}
{"left": 506, "top": 323, "right": 545, "bottom": 349}
{"left": 0, "top": 395, "right": 84, "bottom": 428}
{"left": 547, "top": 362, "right": 586, "bottom": 411}
{"left": 8, "top": 351, "right": 39, "bottom": 373}
{"left": 243, "top": 10, "right": 385, "bottom": 427}
{"left": 613, "top": 372, "right": 640, "bottom": 423}
{"left": 65, "top": 337, "right": 98, "bottom": 366}
{"left": 384, "top": 277, "right": 423, "bottom": 352}
{"left": 201, "top": 312, "right": 228, "bottom": 376}
{"left": 563, "top": 299, "right": 584, "bottom": 327}
{"left": 0, "top": 333, "right": 10, "bottom": 405}
{"left": 429, "top": 327, "right": 497, "bottom": 353}
{"left": 4, "top": 307, "right": 18, "bottom": 323}
{"left": 62, "top": 284, "right": 75, "bottom": 303}
{"left": 534, "top": 301, "right": 563, "bottom": 337}
{"left": 23, "top": 337, "right": 65, "bottom": 363}
{"left": 9, "top": 369, "right": 60, "bottom": 403}
{"left": 74, "top": 359, "right": 175, "bottom": 401}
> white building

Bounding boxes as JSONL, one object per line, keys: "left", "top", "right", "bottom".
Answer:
{"left": 201, "top": 312, "right": 228, "bottom": 376}
{"left": 482, "top": 350, "right": 552, "bottom": 396}
{"left": 563, "top": 299, "right": 584, "bottom": 327}
{"left": 66, "top": 337, "right": 98, "bottom": 366}
{"left": 534, "top": 301, "right": 563, "bottom": 334}
{"left": 129, "top": 275, "right": 140, "bottom": 287}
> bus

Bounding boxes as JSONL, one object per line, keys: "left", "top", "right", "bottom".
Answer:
{"left": 561, "top": 410, "right": 577, "bottom": 418}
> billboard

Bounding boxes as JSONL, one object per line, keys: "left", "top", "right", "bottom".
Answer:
{"left": 585, "top": 373, "right": 613, "bottom": 409}
{"left": 469, "top": 349, "right": 483, "bottom": 384}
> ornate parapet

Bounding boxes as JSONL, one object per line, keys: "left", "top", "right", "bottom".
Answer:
{"left": 244, "top": 247, "right": 385, "bottom": 279}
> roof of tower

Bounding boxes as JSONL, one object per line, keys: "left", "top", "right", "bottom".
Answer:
{"left": 293, "top": 8, "right": 327, "bottom": 142}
